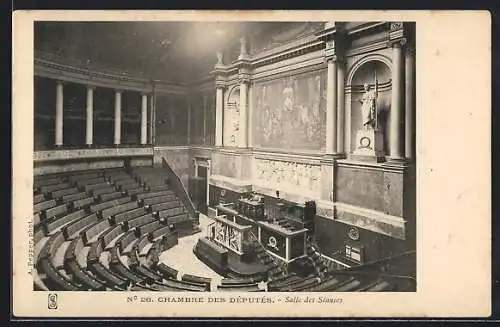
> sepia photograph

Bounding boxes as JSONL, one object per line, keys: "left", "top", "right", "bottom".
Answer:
{"left": 12, "top": 10, "right": 491, "bottom": 318}
{"left": 31, "top": 20, "right": 416, "bottom": 294}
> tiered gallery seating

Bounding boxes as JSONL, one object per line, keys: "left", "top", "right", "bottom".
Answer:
{"left": 33, "top": 166, "right": 415, "bottom": 293}
{"left": 33, "top": 166, "right": 201, "bottom": 292}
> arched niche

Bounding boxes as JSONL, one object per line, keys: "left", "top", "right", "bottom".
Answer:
{"left": 346, "top": 55, "right": 392, "bottom": 156}
{"left": 224, "top": 85, "right": 240, "bottom": 147}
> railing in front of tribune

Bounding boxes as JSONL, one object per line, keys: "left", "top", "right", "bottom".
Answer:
{"left": 161, "top": 157, "right": 199, "bottom": 225}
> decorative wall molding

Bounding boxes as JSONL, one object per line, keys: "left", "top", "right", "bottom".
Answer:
{"left": 337, "top": 159, "right": 406, "bottom": 173}
{"left": 346, "top": 54, "right": 393, "bottom": 86}
{"left": 335, "top": 202, "right": 406, "bottom": 240}
{"left": 209, "top": 174, "right": 252, "bottom": 193}
{"left": 34, "top": 147, "right": 154, "bottom": 162}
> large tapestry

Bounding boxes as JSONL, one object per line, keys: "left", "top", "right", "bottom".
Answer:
{"left": 252, "top": 71, "right": 327, "bottom": 152}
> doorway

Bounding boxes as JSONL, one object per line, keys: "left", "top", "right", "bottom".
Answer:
{"left": 196, "top": 165, "right": 208, "bottom": 215}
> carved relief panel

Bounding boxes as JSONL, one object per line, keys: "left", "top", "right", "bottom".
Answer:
{"left": 253, "top": 159, "right": 321, "bottom": 197}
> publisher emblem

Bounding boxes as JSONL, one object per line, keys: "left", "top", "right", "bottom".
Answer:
{"left": 48, "top": 293, "right": 58, "bottom": 310}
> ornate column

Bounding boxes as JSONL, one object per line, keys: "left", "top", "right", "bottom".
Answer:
{"left": 187, "top": 98, "right": 191, "bottom": 145}
{"left": 238, "top": 79, "right": 249, "bottom": 148}
{"left": 215, "top": 86, "right": 224, "bottom": 147}
{"left": 203, "top": 94, "right": 207, "bottom": 145}
{"left": 206, "top": 159, "right": 211, "bottom": 206}
{"left": 214, "top": 51, "right": 226, "bottom": 147}
{"left": 55, "top": 80, "right": 64, "bottom": 147}
{"left": 325, "top": 57, "right": 338, "bottom": 155}
{"left": 405, "top": 41, "right": 415, "bottom": 161}
{"left": 388, "top": 23, "right": 406, "bottom": 161}
{"left": 337, "top": 58, "right": 346, "bottom": 156}
{"left": 85, "top": 86, "right": 94, "bottom": 146}
{"left": 114, "top": 89, "right": 122, "bottom": 146}
{"left": 238, "top": 36, "right": 251, "bottom": 149}
{"left": 140, "top": 93, "right": 148, "bottom": 145}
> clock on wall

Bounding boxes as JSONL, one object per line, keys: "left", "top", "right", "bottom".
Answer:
{"left": 347, "top": 226, "right": 360, "bottom": 241}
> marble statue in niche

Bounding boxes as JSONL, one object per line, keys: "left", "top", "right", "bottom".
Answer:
{"left": 359, "top": 83, "right": 378, "bottom": 130}
{"left": 352, "top": 70, "right": 385, "bottom": 162}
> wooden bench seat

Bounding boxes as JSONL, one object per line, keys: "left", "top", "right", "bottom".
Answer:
{"left": 147, "top": 282, "right": 182, "bottom": 292}
{"left": 65, "top": 259, "right": 106, "bottom": 290}
{"left": 73, "top": 196, "right": 96, "bottom": 210}
{"left": 362, "top": 280, "right": 394, "bottom": 292}
{"left": 181, "top": 274, "right": 211, "bottom": 288}
{"left": 33, "top": 213, "right": 41, "bottom": 226}
{"left": 165, "top": 213, "right": 189, "bottom": 225}
{"left": 300, "top": 276, "right": 353, "bottom": 292}
{"left": 110, "top": 263, "right": 145, "bottom": 284}
{"left": 114, "top": 207, "right": 147, "bottom": 225}
{"left": 132, "top": 265, "right": 162, "bottom": 283}
{"left": 148, "top": 184, "right": 170, "bottom": 192}
{"left": 34, "top": 199, "right": 57, "bottom": 214}
{"left": 150, "top": 225, "right": 174, "bottom": 240}
{"left": 44, "top": 209, "right": 87, "bottom": 235}
{"left": 221, "top": 276, "right": 263, "bottom": 286}
{"left": 136, "top": 220, "right": 163, "bottom": 236}
{"left": 89, "top": 196, "right": 130, "bottom": 213}
{"left": 194, "top": 238, "right": 228, "bottom": 271}
{"left": 136, "top": 235, "right": 152, "bottom": 256}
{"left": 333, "top": 278, "right": 363, "bottom": 291}
{"left": 91, "top": 186, "right": 118, "bottom": 197}
{"left": 114, "top": 178, "right": 137, "bottom": 187}
{"left": 154, "top": 263, "right": 178, "bottom": 279}
{"left": 33, "top": 193, "right": 45, "bottom": 204}
{"left": 136, "top": 190, "right": 174, "bottom": 201}
{"left": 151, "top": 200, "right": 182, "bottom": 213}
{"left": 100, "top": 225, "right": 124, "bottom": 249}
{"left": 38, "top": 258, "right": 81, "bottom": 291}
{"left": 127, "top": 214, "right": 155, "bottom": 230}
{"left": 37, "top": 231, "right": 65, "bottom": 264}
{"left": 85, "top": 182, "right": 112, "bottom": 192}
{"left": 63, "top": 213, "right": 99, "bottom": 240}
{"left": 117, "top": 231, "right": 138, "bottom": 253}
{"left": 88, "top": 262, "right": 128, "bottom": 289}
{"left": 161, "top": 278, "right": 206, "bottom": 292}
{"left": 81, "top": 220, "right": 111, "bottom": 245}
{"left": 51, "top": 187, "right": 79, "bottom": 199}
{"left": 64, "top": 236, "right": 84, "bottom": 262}
{"left": 278, "top": 276, "right": 320, "bottom": 292}
{"left": 216, "top": 283, "right": 262, "bottom": 292}
{"left": 62, "top": 191, "right": 88, "bottom": 203}
{"left": 126, "top": 187, "right": 145, "bottom": 196}
{"left": 121, "top": 183, "right": 140, "bottom": 192}
{"left": 101, "top": 202, "right": 139, "bottom": 220}
{"left": 35, "top": 177, "right": 66, "bottom": 189}
{"left": 44, "top": 203, "right": 68, "bottom": 220}
{"left": 99, "top": 191, "right": 124, "bottom": 202}
{"left": 107, "top": 173, "right": 133, "bottom": 182}
{"left": 74, "top": 177, "right": 107, "bottom": 188}
{"left": 69, "top": 172, "right": 103, "bottom": 184}
{"left": 40, "top": 182, "right": 72, "bottom": 194}
{"left": 143, "top": 195, "right": 177, "bottom": 206}
{"left": 86, "top": 240, "right": 103, "bottom": 265}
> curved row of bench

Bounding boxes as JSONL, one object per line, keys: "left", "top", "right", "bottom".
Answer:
{"left": 33, "top": 167, "right": 199, "bottom": 291}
